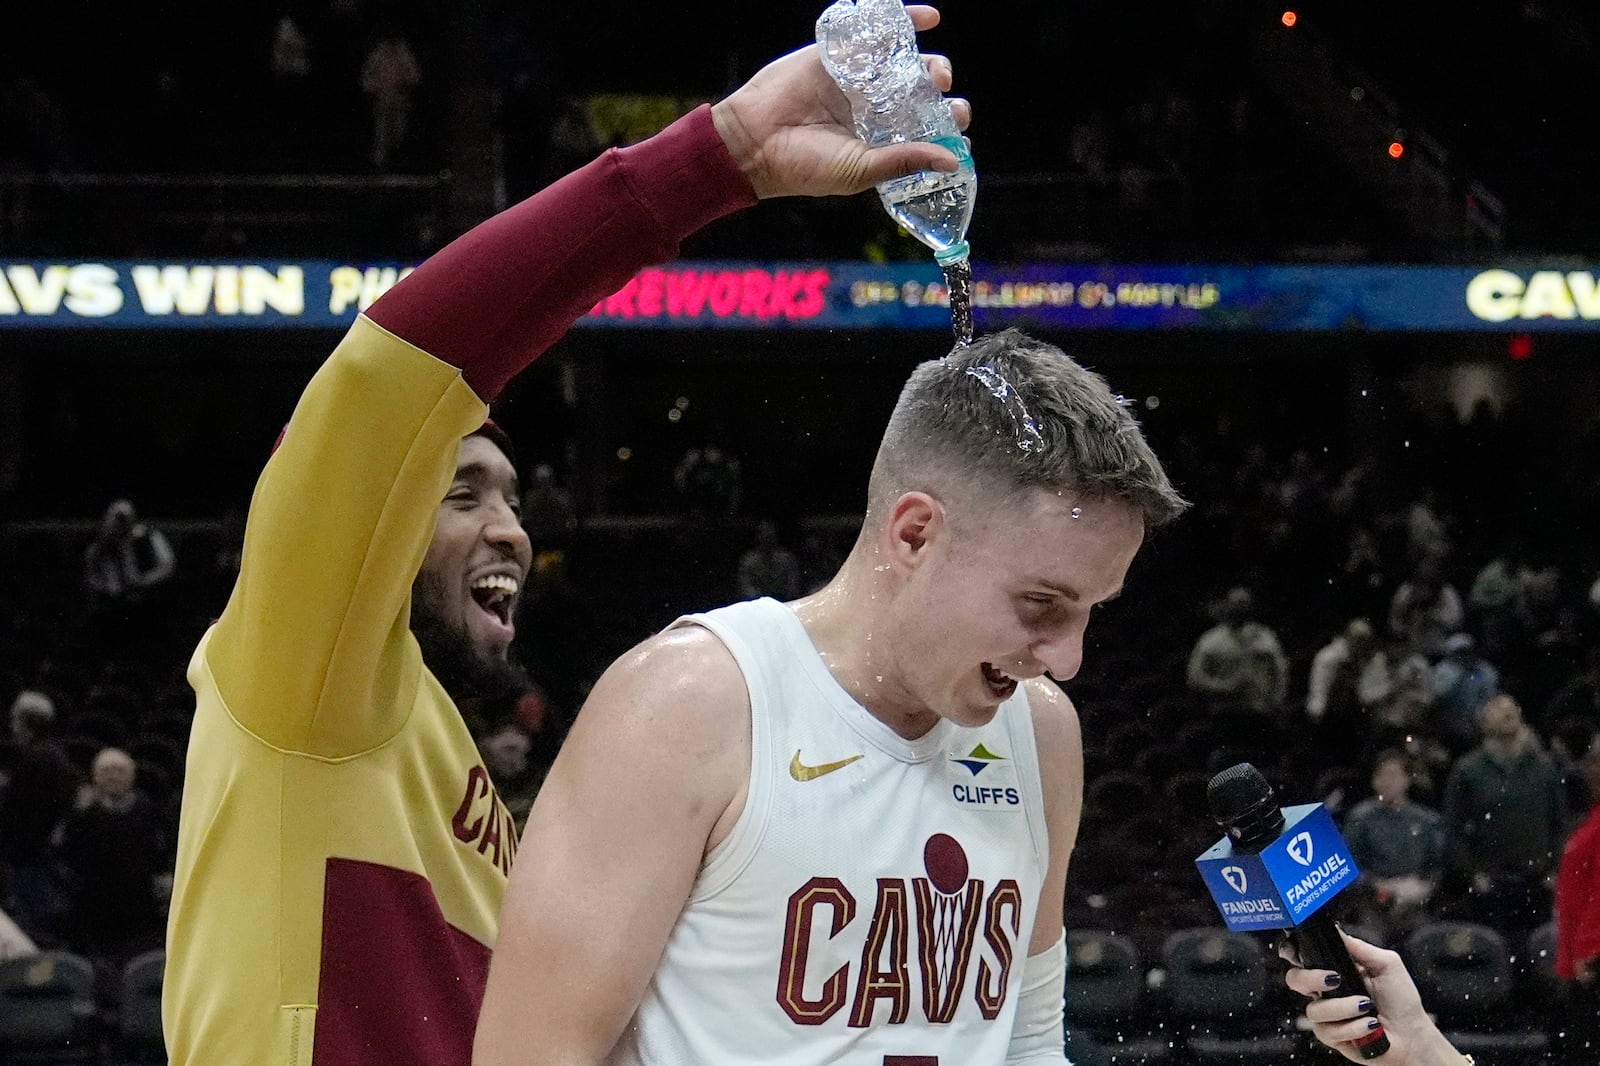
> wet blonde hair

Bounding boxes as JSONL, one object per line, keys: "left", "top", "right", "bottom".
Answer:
{"left": 866, "top": 329, "right": 1188, "bottom": 528}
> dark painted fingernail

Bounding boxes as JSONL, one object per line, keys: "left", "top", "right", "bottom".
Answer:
{"left": 1367, "top": 1018, "right": 1382, "bottom": 1031}
{"left": 1357, "top": 999, "right": 1372, "bottom": 1013}
{"left": 1324, "top": 974, "right": 1341, "bottom": 987}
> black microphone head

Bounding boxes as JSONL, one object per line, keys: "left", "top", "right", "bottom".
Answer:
{"left": 1206, "top": 762, "right": 1284, "bottom": 852}
{"left": 1206, "top": 762, "right": 1274, "bottom": 824}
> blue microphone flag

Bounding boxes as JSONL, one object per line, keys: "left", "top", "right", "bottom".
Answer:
{"left": 1194, "top": 803, "right": 1361, "bottom": 932}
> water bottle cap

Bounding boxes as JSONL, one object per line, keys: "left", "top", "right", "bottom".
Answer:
{"left": 933, "top": 241, "right": 970, "bottom": 266}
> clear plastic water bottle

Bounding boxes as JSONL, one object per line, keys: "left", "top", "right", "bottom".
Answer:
{"left": 816, "top": 0, "right": 975, "bottom": 266}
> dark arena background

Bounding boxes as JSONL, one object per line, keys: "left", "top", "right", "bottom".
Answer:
{"left": 3, "top": 0, "right": 1600, "bottom": 1062}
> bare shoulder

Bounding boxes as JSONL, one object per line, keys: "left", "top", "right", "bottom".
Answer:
{"left": 1022, "top": 678, "right": 1085, "bottom": 824}
{"left": 1022, "top": 678, "right": 1084, "bottom": 767}
{"left": 531, "top": 621, "right": 752, "bottom": 853}
{"left": 561, "top": 622, "right": 751, "bottom": 771}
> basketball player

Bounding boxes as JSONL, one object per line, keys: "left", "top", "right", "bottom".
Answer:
{"left": 475, "top": 333, "right": 1188, "bottom": 1064}
{"left": 161, "top": 10, "right": 971, "bottom": 1063}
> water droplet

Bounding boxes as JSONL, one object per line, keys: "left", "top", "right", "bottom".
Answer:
{"left": 874, "top": 563, "right": 890, "bottom": 572}
{"left": 875, "top": 675, "right": 884, "bottom": 683}
{"left": 1070, "top": 507, "right": 1082, "bottom": 519}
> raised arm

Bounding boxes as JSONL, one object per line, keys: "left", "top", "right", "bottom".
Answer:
{"left": 208, "top": 6, "right": 969, "bottom": 758}
{"left": 205, "top": 109, "right": 753, "bottom": 757}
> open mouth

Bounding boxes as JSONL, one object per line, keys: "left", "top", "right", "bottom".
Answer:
{"left": 980, "top": 662, "right": 1018, "bottom": 701}
{"left": 469, "top": 573, "right": 519, "bottom": 629}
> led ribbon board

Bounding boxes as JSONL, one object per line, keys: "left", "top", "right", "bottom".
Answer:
{"left": 4, "top": 261, "right": 1600, "bottom": 331}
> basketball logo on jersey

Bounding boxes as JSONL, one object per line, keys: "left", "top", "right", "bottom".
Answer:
{"left": 949, "top": 745, "right": 1022, "bottom": 810}
{"left": 775, "top": 834, "right": 1023, "bottom": 1028}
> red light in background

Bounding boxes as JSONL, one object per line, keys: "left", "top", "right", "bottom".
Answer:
{"left": 1281, "top": 10, "right": 1298, "bottom": 26}
{"left": 1388, "top": 141, "right": 1405, "bottom": 159}
{"left": 1508, "top": 334, "right": 1534, "bottom": 361}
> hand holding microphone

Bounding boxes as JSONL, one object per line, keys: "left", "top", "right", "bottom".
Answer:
{"left": 1283, "top": 931, "right": 1469, "bottom": 1066}
{"left": 1197, "top": 762, "right": 1390, "bottom": 1057}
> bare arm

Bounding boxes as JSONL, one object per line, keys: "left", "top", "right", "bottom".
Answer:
{"left": 1024, "top": 678, "right": 1082, "bottom": 954}
{"left": 1000, "top": 680, "right": 1083, "bottom": 1064}
{"left": 473, "top": 627, "right": 751, "bottom": 1065}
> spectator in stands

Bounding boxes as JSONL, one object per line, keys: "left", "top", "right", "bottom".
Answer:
{"left": 672, "top": 440, "right": 742, "bottom": 516}
{"left": 1372, "top": 635, "right": 1435, "bottom": 747}
{"left": 1388, "top": 553, "right": 1464, "bottom": 658}
{"left": 479, "top": 723, "right": 542, "bottom": 833}
{"left": 82, "top": 498, "right": 176, "bottom": 616}
{"left": 359, "top": 24, "right": 422, "bottom": 170}
{"left": 0, "top": 690, "right": 79, "bottom": 943}
{"left": 519, "top": 462, "right": 578, "bottom": 552}
{"left": 1186, "top": 586, "right": 1287, "bottom": 716}
{"left": 268, "top": 14, "right": 317, "bottom": 168}
{"left": 55, "top": 748, "right": 170, "bottom": 982}
{"left": 511, "top": 547, "right": 602, "bottom": 719}
{"left": 1404, "top": 487, "right": 1451, "bottom": 565}
{"left": 1333, "top": 523, "right": 1390, "bottom": 624}
{"left": 1442, "top": 694, "right": 1564, "bottom": 932}
{"left": 1556, "top": 733, "right": 1600, "bottom": 1064}
{"left": 1304, "top": 618, "right": 1388, "bottom": 765}
{"left": 1468, "top": 537, "right": 1531, "bottom": 663}
{"left": 734, "top": 519, "right": 801, "bottom": 602}
{"left": 1342, "top": 750, "right": 1446, "bottom": 941}
{"left": 1428, "top": 632, "right": 1501, "bottom": 754}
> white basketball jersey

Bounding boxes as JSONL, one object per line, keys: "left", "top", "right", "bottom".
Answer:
{"left": 606, "top": 597, "right": 1051, "bottom": 1066}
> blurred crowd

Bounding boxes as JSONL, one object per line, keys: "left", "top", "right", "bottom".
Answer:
{"left": 1, "top": 399, "right": 1597, "bottom": 1048}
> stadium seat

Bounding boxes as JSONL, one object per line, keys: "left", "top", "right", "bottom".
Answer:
{"left": 1161, "top": 928, "right": 1303, "bottom": 1064}
{"left": 0, "top": 951, "right": 99, "bottom": 1064}
{"left": 1085, "top": 772, "right": 1156, "bottom": 820}
{"left": 1404, "top": 921, "right": 1548, "bottom": 1064}
{"left": 117, "top": 950, "right": 165, "bottom": 1065}
{"left": 1064, "top": 930, "right": 1170, "bottom": 1063}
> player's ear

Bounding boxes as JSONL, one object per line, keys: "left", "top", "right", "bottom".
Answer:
{"left": 884, "top": 492, "right": 943, "bottom": 571}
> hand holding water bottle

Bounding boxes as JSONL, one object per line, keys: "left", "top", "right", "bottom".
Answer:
{"left": 816, "top": 0, "right": 975, "bottom": 266}
{"left": 710, "top": 5, "right": 969, "bottom": 201}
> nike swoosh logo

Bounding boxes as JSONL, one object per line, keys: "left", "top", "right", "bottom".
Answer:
{"left": 789, "top": 750, "right": 864, "bottom": 782}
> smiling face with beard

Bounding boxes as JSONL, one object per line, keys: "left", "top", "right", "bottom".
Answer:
{"left": 411, "top": 570, "right": 534, "bottom": 704}
{"left": 411, "top": 433, "right": 535, "bottom": 705}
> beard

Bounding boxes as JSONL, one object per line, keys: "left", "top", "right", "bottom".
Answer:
{"left": 410, "top": 572, "right": 532, "bottom": 707}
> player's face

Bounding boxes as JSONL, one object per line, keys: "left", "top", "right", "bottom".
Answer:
{"left": 893, "top": 489, "right": 1143, "bottom": 730}
{"left": 418, "top": 435, "right": 532, "bottom": 660}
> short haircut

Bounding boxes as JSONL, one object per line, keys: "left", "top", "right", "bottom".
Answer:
{"left": 866, "top": 330, "right": 1188, "bottom": 528}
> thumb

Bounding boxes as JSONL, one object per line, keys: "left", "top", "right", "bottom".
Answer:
{"left": 856, "top": 141, "right": 961, "bottom": 190}
{"left": 1339, "top": 930, "right": 1391, "bottom": 974}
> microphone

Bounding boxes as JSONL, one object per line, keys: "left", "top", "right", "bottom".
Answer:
{"left": 1195, "top": 762, "right": 1390, "bottom": 1059}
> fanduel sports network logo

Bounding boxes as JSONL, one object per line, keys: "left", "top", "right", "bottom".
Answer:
{"left": 1195, "top": 804, "right": 1362, "bottom": 931}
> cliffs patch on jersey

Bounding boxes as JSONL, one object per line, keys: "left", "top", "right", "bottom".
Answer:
{"left": 950, "top": 744, "right": 1022, "bottom": 810}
